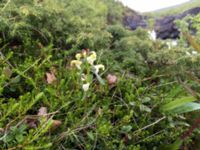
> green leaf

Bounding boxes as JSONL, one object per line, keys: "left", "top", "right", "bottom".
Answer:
{"left": 160, "top": 139, "right": 183, "bottom": 150}
{"left": 35, "top": 92, "right": 44, "bottom": 101}
{"left": 95, "top": 73, "right": 105, "bottom": 85}
{"left": 10, "top": 76, "right": 21, "bottom": 84}
{"left": 87, "top": 132, "right": 95, "bottom": 141}
{"left": 142, "top": 97, "right": 151, "bottom": 103}
{"left": 140, "top": 104, "right": 151, "bottom": 112}
{"left": 169, "top": 102, "right": 200, "bottom": 114}
{"left": 161, "top": 96, "right": 196, "bottom": 112}
{"left": 121, "top": 125, "right": 132, "bottom": 133}
{"left": 169, "top": 139, "right": 183, "bottom": 150}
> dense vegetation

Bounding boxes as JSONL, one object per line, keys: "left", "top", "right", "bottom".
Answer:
{"left": 1, "top": 0, "right": 200, "bottom": 149}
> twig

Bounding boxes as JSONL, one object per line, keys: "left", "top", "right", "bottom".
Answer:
{"left": 113, "top": 95, "right": 129, "bottom": 109}
{"left": 135, "top": 129, "right": 165, "bottom": 144}
{"left": 177, "top": 77, "right": 199, "bottom": 98}
{"left": 1, "top": 0, "right": 11, "bottom": 12}
{"left": 155, "top": 81, "right": 178, "bottom": 88}
{"left": 58, "top": 123, "right": 95, "bottom": 141}
{"left": 132, "top": 116, "right": 166, "bottom": 135}
{"left": 142, "top": 74, "right": 171, "bottom": 82}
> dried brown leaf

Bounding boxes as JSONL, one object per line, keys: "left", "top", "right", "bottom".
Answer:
{"left": 52, "top": 120, "right": 62, "bottom": 128}
{"left": 25, "top": 118, "right": 38, "bottom": 129}
{"left": 3, "top": 67, "right": 12, "bottom": 79}
{"left": 0, "top": 128, "right": 4, "bottom": 132}
{"left": 107, "top": 74, "right": 118, "bottom": 86}
{"left": 46, "top": 71, "right": 57, "bottom": 84}
{"left": 49, "top": 120, "right": 62, "bottom": 131}
{"left": 38, "top": 107, "right": 47, "bottom": 116}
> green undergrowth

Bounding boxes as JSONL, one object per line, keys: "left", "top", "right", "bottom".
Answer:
{"left": 1, "top": 0, "right": 200, "bottom": 149}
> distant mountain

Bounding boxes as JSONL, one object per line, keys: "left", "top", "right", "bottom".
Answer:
{"left": 146, "top": 0, "right": 200, "bottom": 17}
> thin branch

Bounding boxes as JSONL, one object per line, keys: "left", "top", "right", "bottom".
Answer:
{"left": 1, "top": 0, "right": 11, "bottom": 12}
{"left": 132, "top": 116, "right": 166, "bottom": 135}
{"left": 135, "top": 129, "right": 165, "bottom": 144}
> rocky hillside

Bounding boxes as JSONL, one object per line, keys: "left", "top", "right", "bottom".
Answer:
{"left": 123, "top": 7, "right": 200, "bottom": 39}
{"left": 123, "top": 8, "right": 148, "bottom": 30}
{"left": 155, "top": 7, "right": 200, "bottom": 39}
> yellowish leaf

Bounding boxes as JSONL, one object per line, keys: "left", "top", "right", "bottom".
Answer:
{"left": 183, "top": 32, "right": 200, "bottom": 53}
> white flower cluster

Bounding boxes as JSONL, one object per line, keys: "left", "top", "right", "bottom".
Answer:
{"left": 186, "top": 51, "right": 198, "bottom": 56}
{"left": 70, "top": 50, "right": 105, "bottom": 92}
{"left": 148, "top": 30, "right": 156, "bottom": 41}
{"left": 166, "top": 40, "right": 178, "bottom": 49}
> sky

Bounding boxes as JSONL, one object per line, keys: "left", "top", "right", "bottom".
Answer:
{"left": 118, "top": 0, "right": 190, "bottom": 12}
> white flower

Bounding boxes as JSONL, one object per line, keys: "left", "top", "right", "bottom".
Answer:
{"left": 75, "top": 53, "right": 82, "bottom": 60}
{"left": 70, "top": 60, "right": 82, "bottom": 70}
{"left": 20, "top": 6, "right": 29, "bottom": 16}
{"left": 81, "top": 73, "right": 86, "bottom": 81}
{"left": 86, "top": 51, "right": 97, "bottom": 65}
{"left": 148, "top": 30, "right": 156, "bottom": 41}
{"left": 167, "top": 40, "right": 178, "bottom": 49}
{"left": 171, "top": 40, "right": 178, "bottom": 46}
{"left": 94, "top": 64, "right": 105, "bottom": 74}
{"left": 192, "top": 51, "right": 198, "bottom": 55}
{"left": 82, "top": 83, "right": 90, "bottom": 92}
{"left": 166, "top": 41, "right": 171, "bottom": 49}
{"left": 186, "top": 51, "right": 198, "bottom": 56}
